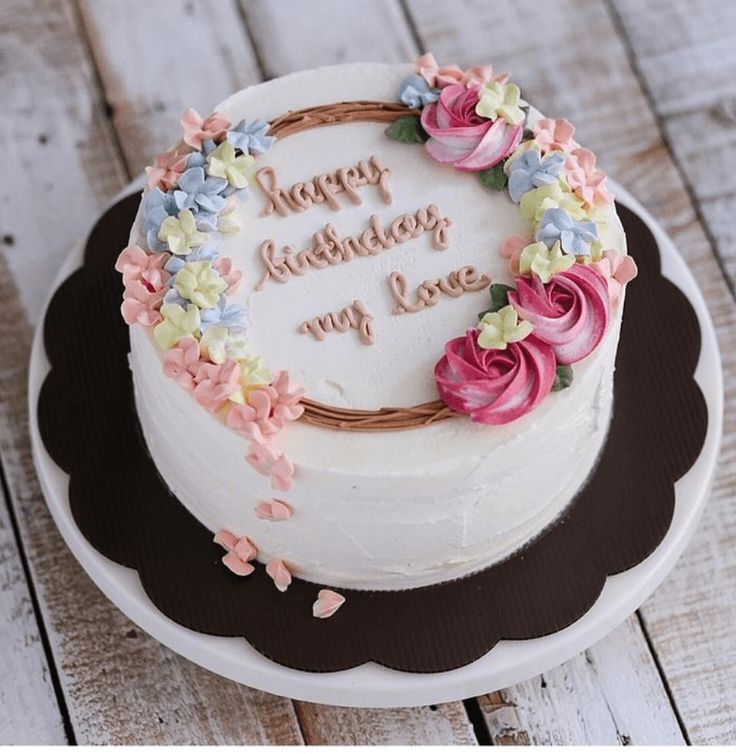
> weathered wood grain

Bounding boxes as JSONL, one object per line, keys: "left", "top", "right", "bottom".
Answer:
{"left": 406, "top": 0, "right": 736, "bottom": 744}
{"left": 294, "top": 701, "right": 476, "bottom": 745}
{"left": 0, "top": 0, "right": 125, "bottom": 324}
{"left": 609, "top": 0, "right": 736, "bottom": 288}
{"left": 0, "top": 481, "right": 67, "bottom": 744}
{"left": 240, "top": 0, "right": 416, "bottom": 77}
{"left": 478, "top": 617, "right": 683, "bottom": 745}
{"left": 77, "top": 0, "right": 261, "bottom": 175}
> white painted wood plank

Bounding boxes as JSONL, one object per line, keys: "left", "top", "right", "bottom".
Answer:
{"left": 603, "top": 1, "right": 736, "bottom": 744}
{"left": 611, "top": 0, "right": 736, "bottom": 117}
{"left": 0, "top": 478, "right": 67, "bottom": 744}
{"left": 294, "top": 701, "right": 477, "bottom": 745}
{"left": 481, "top": 617, "right": 683, "bottom": 745}
{"left": 610, "top": 0, "right": 736, "bottom": 292}
{"left": 240, "top": 0, "right": 417, "bottom": 77}
{"left": 405, "top": 0, "right": 736, "bottom": 744}
{"left": 0, "top": 0, "right": 126, "bottom": 324}
{"left": 77, "top": 0, "right": 262, "bottom": 175}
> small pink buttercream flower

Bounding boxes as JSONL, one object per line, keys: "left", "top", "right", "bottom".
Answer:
{"left": 501, "top": 234, "right": 528, "bottom": 276}
{"left": 265, "top": 559, "right": 292, "bottom": 592}
{"left": 255, "top": 499, "right": 293, "bottom": 521}
{"left": 246, "top": 441, "right": 295, "bottom": 492}
{"left": 145, "top": 148, "right": 190, "bottom": 191}
{"left": 421, "top": 84, "right": 523, "bottom": 171}
{"left": 180, "top": 108, "right": 231, "bottom": 149}
{"left": 193, "top": 359, "right": 241, "bottom": 413}
{"left": 163, "top": 336, "right": 201, "bottom": 390}
{"left": 214, "top": 530, "right": 257, "bottom": 576}
{"left": 416, "top": 52, "right": 508, "bottom": 90}
{"left": 120, "top": 280, "right": 165, "bottom": 326}
{"left": 115, "top": 245, "right": 169, "bottom": 289}
{"left": 226, "top": 371, "right": 305, "bottom": 444}
{"left": 592, "top": 250, "right": 638, "bottom": 308}
{"left": 564, "top": 147, "right": 613, "bottom": 207}
{"left": 533, "top": 118, "right": 579, "bottom": 154}
{"left": 213, "top": 257, "right": 243, "bottom": 294}
{"left": 313, "top": 589, "right": 345, "bottom": 619}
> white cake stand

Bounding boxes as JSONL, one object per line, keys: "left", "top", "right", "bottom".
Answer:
{"left": 28, "top": 180, "right": 722, "bottom": 708}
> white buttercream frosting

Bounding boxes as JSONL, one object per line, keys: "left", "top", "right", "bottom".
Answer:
{"left": 128, "top": 63, "right": 627, "bottom": 591}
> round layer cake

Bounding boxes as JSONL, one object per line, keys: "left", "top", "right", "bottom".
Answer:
{"left": 121, "top": 60, "right": 633, "bottom": 592}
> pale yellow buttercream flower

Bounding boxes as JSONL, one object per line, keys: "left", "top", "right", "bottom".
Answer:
{"left": 200, "top": 325, "right": 251, "bottom": 365}
{"left": 475, "top": 82, "right": 525, "bottom": 125}
{"left": 153, "top": 303, "right": 201, "bottom": 350}
{"left": 227, "top": 354, "right": 273, "bottom": 404}
{"left": 520, "top": 181, "right": 586, "bottom": 225}
{"left": 158, "top": 209, "right": 208, "bottom": 255}
{"left": 519, "top": 241, "right": 575, "bottom": 283}
{"left": 174, "top": 261, "right": 227, "bottom": 310}
{"left": 207, "top": 141, "right": 255, "bottom": 189}
{"left": 478, "top": 305, "right": 533, "bottom": 350}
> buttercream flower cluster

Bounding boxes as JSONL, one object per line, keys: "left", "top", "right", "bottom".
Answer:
{"left": 399, "top": 54, "right": 638, "bottom": 425}
{"left": 117, "top": 107, "right": 304, "bottom": 495}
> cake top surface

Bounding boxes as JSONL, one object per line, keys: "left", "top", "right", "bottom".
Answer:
{"left": 120, "top": 56, "right": 635, "bottom": 479}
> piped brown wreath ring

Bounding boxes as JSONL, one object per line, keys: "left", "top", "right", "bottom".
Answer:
{"left": 265, "top": 101, "right": 457, "bottom": 431}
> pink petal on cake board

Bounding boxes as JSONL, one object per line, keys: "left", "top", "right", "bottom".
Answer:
{"left": 222, "top": 552, "right": 255, "bottom": 577}
{"left": 266, "top": 559, "right": 292, "bottom": 592}
{"left": 312, "top": 589, "right": 346, "bottom": 619}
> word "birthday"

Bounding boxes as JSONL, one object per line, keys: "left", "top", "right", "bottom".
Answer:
{"left": 255, "top": 204, "right": 452, "bottom": 290}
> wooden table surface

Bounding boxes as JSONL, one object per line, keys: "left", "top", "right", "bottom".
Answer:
{"left": 1, "top": 0, "right": 735, "bottom": 744}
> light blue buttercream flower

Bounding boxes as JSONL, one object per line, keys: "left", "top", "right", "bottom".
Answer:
{"left": 535, "top": 207, "right": 598, "bottom": 257}
{"left": 143, "top": 188, "right": 178, "bottom": 251}
{"left": 163, "top": 287, "right": 189, "bottom": 309}
{"left": 227, "top": 119, "right": 276, "bottom": 155}
{"left": 173, "top": 166, "right": 228, "bottom": 230}
{"left": 164, "top": 242, "right": 219, "bottom": 284}
{"left": 186, "top": 140, "right": 217, "bottom": 170}
{"left": 507, "top": 151, "right": 565, "bottom": 203}
{"left": 199, "top": 295, "right": 249, "bottom": 333}
{"left": 399, "top": 73, "right": 440, "bottom": 108}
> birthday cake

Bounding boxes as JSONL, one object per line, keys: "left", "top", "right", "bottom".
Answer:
{"left": 116, "top": 57, "right": 637, "bottom": 613}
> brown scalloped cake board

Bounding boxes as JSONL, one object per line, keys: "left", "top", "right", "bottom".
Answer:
{"left": 28, "top": 182, "right": 721, "bottom": 704}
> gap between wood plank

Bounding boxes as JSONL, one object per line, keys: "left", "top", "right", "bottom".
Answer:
{"left": 70, "top": 0, "right": 133, "bottom": 180}
{"left": 0, "top": 456, "right": 76, "bottom": 744}
{"left": 604, "top": 0, "right": 736, "bottom": 305}
{"left": 634, "top": 610, "right": 690, "bottom": 745}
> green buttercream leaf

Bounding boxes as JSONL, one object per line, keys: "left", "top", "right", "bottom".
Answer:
{"left": 552, "top": 365, "right": 574, "bottom": 391}
{"left": 478, "top": 283, "right": 514, "bottom": 319}
{"left": 385, "top": 115, "right": 428, "bottom": 144}
{"left": 478, "top": 162, "right": 508, "bottom": 191}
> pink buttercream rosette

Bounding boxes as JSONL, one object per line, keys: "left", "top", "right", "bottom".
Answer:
{"left": 434, "top": 330, "right": 557, "bottom": 425}
{"left": 508, "top": 265, "right": 611, "bottom": 365}
{"left": 420, "top": 85, "right": 523, "bottom": 171}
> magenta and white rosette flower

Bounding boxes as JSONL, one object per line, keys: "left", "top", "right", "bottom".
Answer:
{"left": 434, "top": 330, "right": 557, "bottom": 425}
{"left": 420, "top": 84, "right": 523, "bottom": 171}
{"left": 508, "top": 264, "right": 611, "bottom": 365}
